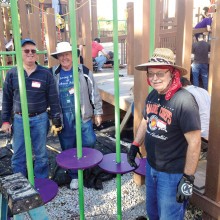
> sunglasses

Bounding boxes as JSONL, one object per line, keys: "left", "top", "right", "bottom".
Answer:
{"left": 147, "top": 69, "right": 170, "bottom": 78}
{"left": 23, "top": 49, "right": 37, "bottom": 54}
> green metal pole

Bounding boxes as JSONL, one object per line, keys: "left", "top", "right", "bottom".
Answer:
{"left": 68, "top": 1, "right": 84, "bottom": 219}
{"left": 10, "top": 0, "right": 34, "bottom": 185}
{"left": 112, "top": 0, "right": 122, "bottom": 219}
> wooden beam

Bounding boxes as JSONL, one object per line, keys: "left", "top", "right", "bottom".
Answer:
{"left": 133, "top": 0, "right": 150, "bottom": 185}
{"left": 191, "top": 191, "right": 220, "bottom": 219}
{"left": 0, "top": 7, "right": 5, "bottom": 51}
{"left": 205, "top": 0, "right": 220, "bottom": 203}
{"left": 44, "top": 8, "right": 59, "bottom": 68}
{"left": 175, "top": 0, "right": 193, "bottom": 77}
{"left": 79, "top": 0, "right": 92, "bottom": 70}
{"left": 126, "top": 2, "right": 134, "bottom": 75}
{"left": 91, "top": 0, "right": 98, "bottom": 39}
{"left": 2, "top": 7, "right": 10, "bottom": 41}
{"left": 18, "top": 0, "right": 29, "bottom": 38}
{"left": 28, "top": 0, "right": 44, "bottom": 65}
{"left": 120, "top": 104, "right": 132, "bottom": 134}
{"left": 208, "top": 13, "right": 217, "bottom": 95}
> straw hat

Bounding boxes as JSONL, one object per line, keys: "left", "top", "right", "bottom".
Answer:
{"left": 51, "top": 42, "right": 72, "bottom": 59}
{"left": 135, "top": 48, "right": 187, "bottom": 76}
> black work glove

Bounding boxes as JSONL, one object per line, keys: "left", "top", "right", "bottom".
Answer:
{"left": 127, "top": 144, "right": 143, "bottom": 168}
{"left": 176, "top": 174, "right": 195, "bottom": 203}
{"left": 51, "top": 117, "right": 62, "bottom": 136}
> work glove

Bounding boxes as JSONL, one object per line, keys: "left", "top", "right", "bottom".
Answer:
{"left": 176, "top": 174, "right": 195, "bottom": 203}
{"left": 50, "top": 117, "right": 62, "bottom": 136}
{"left": 127, "top": 144, "right": 143, "bottom": 168}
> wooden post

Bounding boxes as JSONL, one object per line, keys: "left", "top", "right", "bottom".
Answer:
{"left": 2, "top": 7, "right": 10, "bottom": 41}
{"left": 155, "top": 0, "right": 163, "bottom": 49}
{"left": 208, "top": 13, "right": 216, "bottom": 95}
{"left": 91, "top": 0, "right": 98, "bottom": 39}
{"left": 203, "top": 1, "right": 220, "bottom": 218}
{"left": 28, "top": 0, "right": 44, "bottom": 65}
{"left": 133, "top": 0, "right": 150, "bottom": 185}
{"left": 44, "top": 8, "right": 59, "bottom": 68}
{"left": 126, "top": 2, "right": 134, "bottom": 75}
{"left": 175, "top": 0, "right": 193, "bottom": 77}
{"left": 78, "top": 0, "right": 92, "bottom": 70}
{"left": 18, "top": 0, "right": 29, "bottom": 38}
{"left": 0, "top": 7, "right": 5, "bottom": 51}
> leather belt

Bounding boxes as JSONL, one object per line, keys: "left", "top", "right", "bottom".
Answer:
{"left": 14, "top": 111, "right": 45, "bottom": 117}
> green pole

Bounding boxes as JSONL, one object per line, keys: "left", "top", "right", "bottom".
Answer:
{"left": 68, "top": 1, "right": 84, "bottom": 219}
{"left": 112, "top": 0, "right": 122, "bottom": 219}
{"left": 10, "top": 0, "right": 34, "bottom": 185}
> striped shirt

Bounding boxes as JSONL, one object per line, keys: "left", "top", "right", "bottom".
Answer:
{"left": 1, "top": 65, "right": 61, "bottom": 122}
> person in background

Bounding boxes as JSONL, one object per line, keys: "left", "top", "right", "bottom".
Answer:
{"left": 92, "top": 37, "right": 111, "bottom": 71}
{"left": 51, "top": 41, "right": 103, "bottom": 190}
{"left": 127, "top": 48, "right": 201, "bottom": 219}
{"left": 200, "top": 6, "right": 209, "bottom": 21}
{"left": 1, "top": 38, "right": 62, "bottom": 178}
{"left": 181, "top": 76, "right": 210, "bottom": 159}
{"left": 194, "top": 14, "right": 212, "bottom": 41}
{"left": 191, "top": 34, "right": 210, "bottom": 90}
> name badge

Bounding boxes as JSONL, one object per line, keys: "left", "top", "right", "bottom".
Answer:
{"left": 32, "top": 81, "right": 41, "bottom": 88}
{"left": 69, "top": 88, "right": 74, "bottom": 94}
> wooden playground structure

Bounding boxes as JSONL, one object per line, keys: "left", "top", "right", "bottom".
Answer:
{"left": 0, "top": 0, "right": 220, "bottom": 219}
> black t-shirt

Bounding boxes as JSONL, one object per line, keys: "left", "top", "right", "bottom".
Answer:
{"left": 143, "top": 88, "right": 201, "bottom": 173}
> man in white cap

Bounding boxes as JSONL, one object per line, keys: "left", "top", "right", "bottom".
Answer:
{"left": 51, "top": 42, "right": 103, "bottom": 190}
{"left": 1, "top": 38, "right": 62, "bottom": 178}
{"left": 127, "top": 48, "right": 201, "bottom": 219}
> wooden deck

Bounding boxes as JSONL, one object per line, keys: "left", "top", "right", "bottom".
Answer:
{"left": 93, "top": 67, "right": 134, "bottom": 112}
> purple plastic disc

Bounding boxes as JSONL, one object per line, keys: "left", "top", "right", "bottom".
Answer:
{"left": 56, "top": 148, "right": 103, "bottom": 170}
{"left": 98, "top": 153, "right": 140, "bottom": 174}
{"left": 133, "top": 158, "right": 146, "bottom": 176}
{"left": 35, "top": 178, "right": 58, "bottom": 204}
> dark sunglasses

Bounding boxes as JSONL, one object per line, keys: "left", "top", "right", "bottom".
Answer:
{"left": 23, "top": 49, "right": 37, "bottom": 54}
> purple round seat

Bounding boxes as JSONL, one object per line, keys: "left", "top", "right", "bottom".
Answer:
{"left": 56, "top": 148, "right": 103, "bottom": 170}
{"left": 35, "top": 178, "right": 58, "bottom": 204}
{"left": 98, "top": 153, "right": 140, "bottom": 174}
{"left": 133, "top": 158, "right": 146, "bottom": 176}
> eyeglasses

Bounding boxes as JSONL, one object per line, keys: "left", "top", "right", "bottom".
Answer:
{"left": 23, "top": 49, "right": 37, "bottom": 54}
{"left": 147, "top": 69, "right": 170, "bottom": 78}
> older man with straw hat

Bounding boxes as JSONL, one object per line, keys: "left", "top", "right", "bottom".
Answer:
{"left": 127, "top": 48, "right": 201, "bottom": 219}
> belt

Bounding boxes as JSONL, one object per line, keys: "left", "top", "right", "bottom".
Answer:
{"left": 14, "top": 111, "right": 45, "bottom": 117}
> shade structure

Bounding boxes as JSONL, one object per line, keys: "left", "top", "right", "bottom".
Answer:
{"left": 56, "top": 148, "right": 103, "bottom": 170}
{"left": 98, "top": 153, "right": 140, "bottom": 174}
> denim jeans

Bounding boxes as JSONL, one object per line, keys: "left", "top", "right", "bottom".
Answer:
{"left": 95, "top": 55, "right": 107, "bottom": 70}
{"left": 191, "top": 63, "right": 209, "bottom": 90}
{"left": 146, "top": 160, "right": 187, "bottom": 220}
{"left": 58, "top": 88, "right": 96, "bottom": 178}
{"left": 12, "top": 112, "right": 49, "bottom": 178}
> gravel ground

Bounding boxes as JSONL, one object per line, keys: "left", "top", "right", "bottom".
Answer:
{"left": 45, "top": 172, "right": 146, "bottom": 220}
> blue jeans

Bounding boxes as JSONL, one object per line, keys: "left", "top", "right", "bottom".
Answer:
{"left": 12, "top": 112, "right": 49, "bottom": 178}
{"left": 146, "top": 160, "right": 187, "bottom": 220}
{"left": 95, "top": 55, "right": 107, "bottom": 70}
{"left": 58, "top": 89, "right": 96, "bottom": 178}
{"left": 58, "top": 113, "right": 96, "bottom": 150}
{"left": 191, "top": 63, "right": 209, "bottom": 90}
